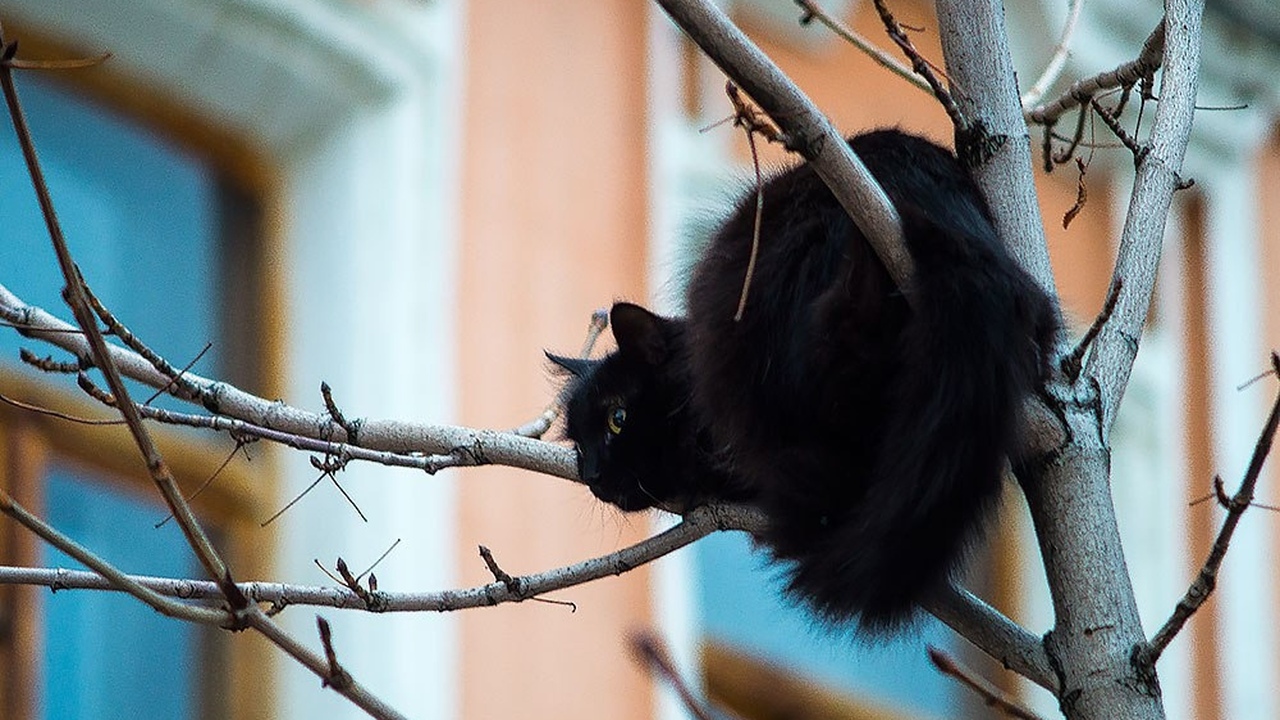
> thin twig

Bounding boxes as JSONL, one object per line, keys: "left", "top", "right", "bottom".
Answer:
{"left": 1138, "top": 352, "right": 1280, "bottom": 667}
{"left": 82, "top": 279, "right": 204, "bottom": 401}
{"left": 631, "top": 631, "right": 720, "bottom": 720}
{"left": 245, "top": 609, "right": 408, "bottom": 720}
{"left": 321, "top": 381, "right": 360, "bottom": 444}
{"left": 652, "top": 0, "right": 914, "bottom": 291}
{"left": 143, "top": 342, "right": 211, "bottom": 406}
{"left": 871, "top": 0, "right": 964, "bottom": 129}
{"left": 1061, "top": 278, "right": 1123, "bottom": 383}
{"left": 793, "top": 0, "right": 932, "bottom": 96}
{"left": 511, "top": 308, "right": 609, "bottom": 438}
{"left": 1090, "top": 97, "right": 1145, "bottom": 164}
{"left": 156, "top": 439, "right": 248, "bottom": 528}
{"left": 1019, "top": 0, "right": 1085, "bottom": 111}
{"left": 723, "top": 82, "right": 778, "bottom": 322}
{"left": 0, "top": 390, "right": 124, "bottom": 425}
{"left": 928, "top": 647, "right": 1046, "bottom": 720}
{"left": 316, "top": 617, "right": 353, "bottom": 690}
{"left": 3, "top": 52, "right": 111, "bottom": 71}
{"left": 1029, "top": 20, "right": 1165, "bottom": 128}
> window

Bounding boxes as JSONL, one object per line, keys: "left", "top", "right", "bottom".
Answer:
{"left": 0, "top": 65, "right": 274, "bottom": 720}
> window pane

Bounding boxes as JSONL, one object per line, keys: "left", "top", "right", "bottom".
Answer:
{"left": 41, "top": 464, "right": 201, "bottom": 720}
{"left": 0, "top": 75, "right": 223, "bottom": 387}
{"left": 697, "top": 532, "right": 958, "bottom": 716}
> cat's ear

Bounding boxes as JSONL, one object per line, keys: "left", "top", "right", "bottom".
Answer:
{"left": 545, "top": 351, "right": 594, "bottom": 377}
{"left": 611, "top": 302, "right": 670, "bottom": 366}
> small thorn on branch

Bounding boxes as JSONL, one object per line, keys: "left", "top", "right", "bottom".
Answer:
{"left": 478, "top": 544, "right": 576, "bottom": 611}
{"left": 320, "top": 381, "right": 361, "bottom": 445}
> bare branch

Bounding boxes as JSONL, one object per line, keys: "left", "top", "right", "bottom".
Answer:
{"left": 1137, "top": 354, "right": 1280, "bottom": 667}
{"left": 932, "top": 0, "right": 1056, "bottom": 292}
{"left": 511, "top": 307, "right": 609, "bottom": 438}
{"left": 1019, "top": 0, "right": 1086, "bottom": 112}
{"left": 872, "top": 0, "right": 965, "bottom": 129}
{"left": 0, "top": 28, "right": 242, "bottom": 607}
{"left": 925, "top": 585, "right": 1057, "bottom": 692}
{"left": 793, "top": 0, "right": 932, "bottom": 96}
{"left": 0, "top": 504, "right": 762, "bottom": 611}
{"left": 0, "top": 283, "right": 578, "bottom": 480}
{"left": 1088, "top": 5, "right": 1203, "bottom": 435}
{"left": 0, "top": 489, "right": 228, "bottom": 626}
{"left": 245, "top": 608, "right": 408, "bottom": 720}
{"left": 631, "top": 631, "right": 722, "bottom": 720}
{"left": 1028, "top": 21, "right": 1164, "bottom": 128}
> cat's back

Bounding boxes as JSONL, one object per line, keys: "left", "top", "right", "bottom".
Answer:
{"left": 683, "top": 132, "right": 910, "bottom": 458}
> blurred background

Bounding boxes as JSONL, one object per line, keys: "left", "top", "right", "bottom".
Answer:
{"left": 0, "top": 0, "right": 1278, "bottom": 718}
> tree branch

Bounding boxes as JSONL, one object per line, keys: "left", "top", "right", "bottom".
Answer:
{"left": 0, "top": 282, "right": 578, "bottom": 481}
{"left": 926, "top": 585, "right": 1057, "bottom": 692}
{"left": 932, "top": 0, "right": 1056, "bottom": 293}
{"left": 1019, "top": 0, "right": 1086, "bottom": 113}
{"left": 1087, "top": 5, "right": 1203, "bottom": 436}
{"left": 0, "top": 488, "right": 227, "bottom": 626}
{"left": 1137, "top": 354, "right": 1280, "bottom": 668}
{"left": 0, "top": 504, "right": 761, "bottom": 611}
{"left": 246, "top": 608, "right": 409, "bottom": 720}
{"left": 1027, "top": 21, "right": 1164, "bottom": 129}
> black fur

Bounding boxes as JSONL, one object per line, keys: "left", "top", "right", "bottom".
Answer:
{"left": 552, "top": 129, "right": 1059, "bottom": 632}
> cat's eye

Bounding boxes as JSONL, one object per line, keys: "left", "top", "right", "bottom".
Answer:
{"left": 607, "top": 404, "right": 627, "bottom": 435}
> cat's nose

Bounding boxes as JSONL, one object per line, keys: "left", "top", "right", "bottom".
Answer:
{"left": 577, "top": 451, "right": 599, "bottom": 483}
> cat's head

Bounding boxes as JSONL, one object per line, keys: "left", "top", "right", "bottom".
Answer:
{"left": 549, "top": 302, "right": 688, "bottom": 512}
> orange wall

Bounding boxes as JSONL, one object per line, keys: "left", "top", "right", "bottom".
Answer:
{"left": 457, "top": 2, "right": 654, "bottom": 719}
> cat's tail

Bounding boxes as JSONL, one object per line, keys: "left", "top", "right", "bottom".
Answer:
{"left": 793, "top": 203, "right": 1056, "bottom": 632}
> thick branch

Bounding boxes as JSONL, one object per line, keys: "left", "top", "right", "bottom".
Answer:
{"left": 926, "top": 585, "right": 1056, "bottom": 692}
{"left": 933, "top": 0, "right": 1056, "bottom": 294}
{"left": 1088, "top": 4, "right": 1202, "bottom": 435}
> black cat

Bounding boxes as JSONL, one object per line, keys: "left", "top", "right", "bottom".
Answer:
{"left": 550, "top": 129, "right": 1059, "bottom": 631}
{"left": 548, "top": 303, "right": 752, "bottom": 512}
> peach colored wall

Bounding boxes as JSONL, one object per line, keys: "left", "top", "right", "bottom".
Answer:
{"left": 457, "top": 2, "right": 653, "bottom": 719}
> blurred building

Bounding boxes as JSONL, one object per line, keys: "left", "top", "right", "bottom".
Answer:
{"left": 0, "top": 0, "right": 1278, "bottom": 719}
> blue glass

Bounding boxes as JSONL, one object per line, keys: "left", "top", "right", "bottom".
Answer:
{"left": 697, "top": 531, "right": 958, "bottom": 715}
{"left": 0, "top": 75, "right": 222, "bottom": 390}
{"left": 42, "top": 464, "right": 201, "bottom": 720}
